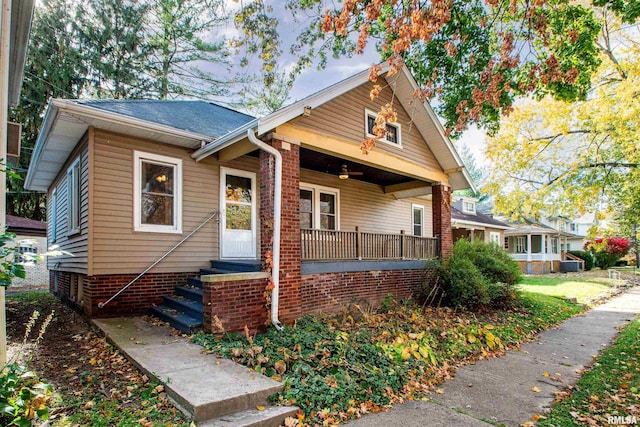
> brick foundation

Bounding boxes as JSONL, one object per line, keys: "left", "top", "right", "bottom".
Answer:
{"left": 300, "top": 268, "right": 437, "bottom": 315}
{"left": 50, "top": 270, "right": 195, "bottom": 317}
{"left": 203, "top": 277, "right": 270, "bottom": 333}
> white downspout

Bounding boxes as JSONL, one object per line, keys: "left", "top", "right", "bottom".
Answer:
{"left": 247, "top": 129, "right": 283, "bottom": 331}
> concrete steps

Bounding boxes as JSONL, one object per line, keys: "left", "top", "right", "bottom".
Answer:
{"left": 93, "top": 317, "right": 298, "bottom": 426}
{"left": 200, "top": 405, "right": 299, "bottom": 427}
{"left": 149, "top": 260, "right": 262, "bottom": 333}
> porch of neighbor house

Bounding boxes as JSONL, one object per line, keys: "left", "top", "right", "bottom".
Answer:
{"left": 505, "top": 232, "right": 583, "bottom": 274}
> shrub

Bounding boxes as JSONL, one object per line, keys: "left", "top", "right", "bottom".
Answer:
{"left": 438, "top": 251, "right": 489, "bottom": 309}
{"left": 584, "top": 237, "right": 631, "bottom": 270}
{"left": 438, "top": 239, "right": 522, "bottom": 310}
{"left": 567, "top": 250, "right": 594, "bottom": 271}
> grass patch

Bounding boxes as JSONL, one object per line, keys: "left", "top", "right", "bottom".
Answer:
{"left": 518, "top": 276, "right": 612, "bottom": 304}
{"left": 192, "top": 292, "right": 584, "bottom": 425}
{"left": 6, "top": 291, "right": 189, "bottom": 427}
{"left": 539, "top": 318, "right": 640, "bottom": 427}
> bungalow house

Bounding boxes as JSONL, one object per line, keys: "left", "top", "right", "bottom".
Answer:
{"left": 25, "top": 64, "right": 473, "bottom": 333}
{"left": 450, "top": 197, "right": 511, "bottom": 244}
{"left": 503, "top": 218, "right": 582, "bottom": 274}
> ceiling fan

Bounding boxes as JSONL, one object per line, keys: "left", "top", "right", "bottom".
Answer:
{"left": 338, "top": 164, "right": 363, "bottom": 180}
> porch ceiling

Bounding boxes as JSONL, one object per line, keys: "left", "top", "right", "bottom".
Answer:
{"left": 299, "top": 148, "right": 416, "bottom": 187}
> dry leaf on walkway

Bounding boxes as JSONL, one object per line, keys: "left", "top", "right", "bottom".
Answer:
{"left": 531, "top": 386, "right": 542, "bottom": 393}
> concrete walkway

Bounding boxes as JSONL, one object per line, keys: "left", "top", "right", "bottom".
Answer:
{"left": 93, "top": 317, "right": 298, "bottom": 426}
{"left": 348, "top": 287, "right": 640, "bottom": 427}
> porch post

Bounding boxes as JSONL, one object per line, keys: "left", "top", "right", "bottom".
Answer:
{"left": 432, "top": 183, "right": 452, "bottom": 259}
{"left": 260, "top": 137, "right": 302, "bottom": 323}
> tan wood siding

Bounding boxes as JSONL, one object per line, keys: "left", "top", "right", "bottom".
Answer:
{"left": 47, "top": 138, "right": 90, "bottom": 274}
{"left": 293, "top": 81, "right": 441, "bottom": 171}
{"left": 300, "top": 169, "right": 433, "bottom": 237}
{"left": 91, "top": 130, "right": 260, "bottom": 275}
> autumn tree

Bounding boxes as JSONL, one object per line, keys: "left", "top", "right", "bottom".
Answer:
{"left": 233, "top": 0, "right": 627, "bottom": 150}
{"left": 484, "top": 14, "right": 639, "bottom": 230}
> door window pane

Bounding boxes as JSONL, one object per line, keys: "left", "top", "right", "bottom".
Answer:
{"left": 226, "top": 205, "right": 252, "bottom": 230}
{"left": 226, "top": 175, "right": 252, "bottom": 203}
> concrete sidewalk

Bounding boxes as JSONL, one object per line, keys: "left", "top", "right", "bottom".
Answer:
{"left": 347, "top": 287, "right": 640, "bottom": 426}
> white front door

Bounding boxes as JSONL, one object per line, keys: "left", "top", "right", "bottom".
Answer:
{"left": 220, "top": 167, "right": 257, "bottom": 259}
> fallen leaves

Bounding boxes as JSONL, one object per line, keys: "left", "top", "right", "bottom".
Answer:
{"left": 531, "top": 386, "right": 542, "bottom": 393}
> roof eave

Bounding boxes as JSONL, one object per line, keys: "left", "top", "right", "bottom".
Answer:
{"left": 395, "top": 66, "right": 475, "bottom": 192}
{"left": 25, "top": 99, "right": 214, "bottom": 192}
{"left": 9, "top": 0, "right": 35, "bottom": 106}
{"left": 24, "top": 102, "right": 59, "bottom": 191}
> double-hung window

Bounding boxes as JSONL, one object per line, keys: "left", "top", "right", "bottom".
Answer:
{"left": 489, "top": 232, "right": 501, "bottom": 245}
{"left": 365, "top": 109, "right": 402, "bottom": 147}
{"left": 134, "top": 151, "right": 182, "bottom": 233}
{"left": 516, "top": 236, "right": 526, "bottom": 253}
{"left": 50, "top": 188, "right": 57, "bottom": 243}
{"left": 66, "top": 158, "right": 81, "bottom": 235}
{"left": 299, "top": 184, "right": 339, "bottom": 230}
{"left": 412, "top": 204, "right": 424, "bottom": 236}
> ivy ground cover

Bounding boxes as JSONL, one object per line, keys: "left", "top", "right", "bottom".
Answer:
{"left": 193, "top": 292, "right": 584, "bottom": 426}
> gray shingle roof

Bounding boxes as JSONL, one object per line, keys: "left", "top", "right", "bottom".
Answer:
{"left": 74, "top": 100, "right": 255, "bottom": 139}
{"left": 451, "top": 207, "right": 510, "bottom": 228}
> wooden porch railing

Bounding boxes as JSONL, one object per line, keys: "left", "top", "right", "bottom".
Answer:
{"left": 301, "top": 227, "right": 438, "bottom": 261}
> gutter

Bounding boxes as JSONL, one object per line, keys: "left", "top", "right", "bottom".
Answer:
{"left": 246, "top": 129, "right": 284, "bottom": 331}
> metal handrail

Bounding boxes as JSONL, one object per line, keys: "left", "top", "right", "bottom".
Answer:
{"left": 98, "top": 211, "right": 220, "bottom": 308}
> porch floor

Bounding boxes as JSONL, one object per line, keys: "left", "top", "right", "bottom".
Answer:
{"left": 93, "top": 316, "right": 298, "bottom": 425}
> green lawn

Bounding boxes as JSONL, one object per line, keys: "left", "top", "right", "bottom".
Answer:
{"left": 539, "top": 318, "right": 640, "bottom": 426}
{"left": 518, "top": 275, "right": 612, "bottom": 304}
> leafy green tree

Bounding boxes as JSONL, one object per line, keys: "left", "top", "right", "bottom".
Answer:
{"left": 9, "top": 0, "right": 87, "bottom": 220}
{"left": 237, "top": 70, "right": 292, "bottom": 116}
{"left": 453, "top": 142, "right": 488, "bottom": 202}
{"left": 146, "top": 0, "right": 232, "bottom": 99}
{"left": 76, "top": 0, "right": 153, "bottom": 99}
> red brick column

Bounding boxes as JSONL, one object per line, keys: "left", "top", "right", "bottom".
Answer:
{"left": 432, "top": 183, "right": 452, "bottom": 259}
{"left": 260, "top": 139, "right": 302, "bottom": 324}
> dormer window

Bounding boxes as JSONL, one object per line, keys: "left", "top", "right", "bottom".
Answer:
{"left": 365, "top": 109, "right": 402, "bottom": 147}
{"left": 463, "top": 200, "right": 476, "bottom": 214}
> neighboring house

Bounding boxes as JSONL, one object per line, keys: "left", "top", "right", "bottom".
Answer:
{"left": 503, "top": 218, "right": 581, "bottom": 274}
{"left": 25, "top": 63, "right": 473, "bottom": 333}
{"left": 541, "top": 215, "right": 585, "bottom": 252}
{"left": 450, "top": 197, "right": 511, "bottom": 245}
{"left": 6, "top": 215, "right": 48, "bottom": 288}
